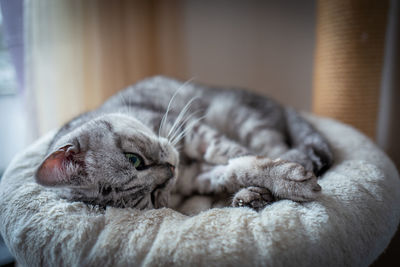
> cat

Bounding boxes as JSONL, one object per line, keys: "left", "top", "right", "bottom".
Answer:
{"left": 35, "top": 76, "right": 333, "bottom": 211}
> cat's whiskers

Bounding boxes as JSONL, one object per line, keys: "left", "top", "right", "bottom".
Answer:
{"left": 171, "top": 115, "right": 206, "bottom": 146}
{"left": 167, "top": 96, "right": 200, "bottom": 140}
{"left": 158, "top": 77, "right": 196, "bottom": 138}
{"left": 117, "top": 93, "right": 132, "bottom": 114}
{"left": 168, "top": 109, "right": 202, "bottom": 145}
{"left": 121, "top": 198, "right": 127, "bottom": 208}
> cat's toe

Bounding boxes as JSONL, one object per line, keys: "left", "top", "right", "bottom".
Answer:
{"left": 280, "top": 177, "right": 322, "bottom": 202}
{"left": 286, "top": 163, "right": 313, "bottom": 182}
{"left": 273, "top": 165, "right": 322, "bottom": 201}
{"left": 232, "top": 187, "right": 274, "bottom": 211}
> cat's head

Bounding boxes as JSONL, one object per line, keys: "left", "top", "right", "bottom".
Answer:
{"left": 35, "top": 113, "right": 179, "bottom": 210}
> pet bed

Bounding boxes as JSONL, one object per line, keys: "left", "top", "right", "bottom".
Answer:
{"left": 0, "top": 115, "right": 399, "bottom": 266}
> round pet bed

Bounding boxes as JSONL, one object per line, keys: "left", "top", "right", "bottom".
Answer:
{"left": 1, "top": 115, "right": 399, "bottom": 267}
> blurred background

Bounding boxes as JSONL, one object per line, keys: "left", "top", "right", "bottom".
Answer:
{"left": 0, "top": 0, "right": 398, "bottom": 266}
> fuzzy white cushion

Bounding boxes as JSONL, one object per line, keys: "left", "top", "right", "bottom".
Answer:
{"left": 1, "top": 115, "right": 400, "bottom": 267}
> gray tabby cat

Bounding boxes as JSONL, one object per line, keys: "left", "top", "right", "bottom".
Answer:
{"left": 35, "top": 76, "right": 332, "bottom": 211}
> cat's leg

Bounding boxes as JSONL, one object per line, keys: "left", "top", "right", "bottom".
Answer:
{"left": 226, "top": 104, "right": 332, "bottom": 175}
{"left": 205, "top": 95, "right": 289, "bottom": 158}
{"left": 205, "top": 93, "right": 332, "bottom": 176}
{"left": 279, "top": 108, "right": 333, "bottom": 175}
{"left": 183, "top": 123, "right": 251, "bottom": 165}
{"left": 194, "top": 156, "right": 321, "bottom": 202}
{"left": 177, "top": 122, "right": 250, "bottom": 194}
{"left": 182, "top": 123, "right": 321, "bottom": 208}
{"left": 243, "top": 128, "right": 288, "bottom": 158}
{"left": 182, "top": 123, "right": 275, "bottom": 209}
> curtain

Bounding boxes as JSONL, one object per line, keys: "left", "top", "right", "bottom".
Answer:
{"left": 25, "top": 0, "right": 186, "bottom": 135}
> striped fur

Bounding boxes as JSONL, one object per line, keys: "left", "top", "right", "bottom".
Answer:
{"left": 35, "top": 76, "right": 333, "bottom": 210}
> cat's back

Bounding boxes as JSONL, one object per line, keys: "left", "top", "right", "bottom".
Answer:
{"left": 50, "top": 76, "right": 285, "bottom": 149}
{"left": 101, "top": 76, "right": 201, "bottom": 111}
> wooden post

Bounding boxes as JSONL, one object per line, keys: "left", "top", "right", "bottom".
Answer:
{"left": 313, "top": 0, "right": 389, "bottom": 139}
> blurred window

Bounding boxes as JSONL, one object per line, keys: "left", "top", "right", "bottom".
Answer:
{"left": 0, "top": 4, "right": 18, "bottom": 96}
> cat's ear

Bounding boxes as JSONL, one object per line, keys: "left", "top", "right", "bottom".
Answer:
{"left": 35, "top": 144, "right": 85, "bottom": 186}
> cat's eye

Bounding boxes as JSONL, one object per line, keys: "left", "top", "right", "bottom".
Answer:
{"left": 124, "top": 153, "right": 145, "bottom": 170}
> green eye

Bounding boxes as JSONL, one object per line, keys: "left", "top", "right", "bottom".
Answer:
{"left": 124, "top": 153, "right": 144, "bottom": 169}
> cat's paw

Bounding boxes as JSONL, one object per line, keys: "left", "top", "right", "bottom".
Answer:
{"left": 270, "top": 159, "right": 322, "bottom": 202}
{"left": 232, "top": 186, "right": 274, "bottom": 211}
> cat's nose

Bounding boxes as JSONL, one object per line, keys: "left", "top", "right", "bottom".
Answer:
{"left": 166, "top": 163, "right": 175, "bottom": 176}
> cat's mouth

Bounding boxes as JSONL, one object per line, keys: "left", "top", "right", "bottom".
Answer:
{"left": 150, "top": 180, "right": 170, "bottom": 208}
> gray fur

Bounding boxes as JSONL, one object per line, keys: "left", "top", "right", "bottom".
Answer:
{"left": 35, "top": 76, "right": 333, "bottom": 211}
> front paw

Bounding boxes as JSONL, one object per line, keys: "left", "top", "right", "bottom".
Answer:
{"left": 269, "top": 159, "right": 322, "bottom": 202}
{"left": 232, "top": 186, "right": 274, "bottom": 211}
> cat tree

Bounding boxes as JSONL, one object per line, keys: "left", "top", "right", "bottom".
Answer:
{"left": 313, "top": 0, "right": 388, "bottom": 140}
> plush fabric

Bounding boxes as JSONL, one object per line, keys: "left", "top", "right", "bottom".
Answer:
{"left": 1, "top": 115, "right": 399, "bottom": 267}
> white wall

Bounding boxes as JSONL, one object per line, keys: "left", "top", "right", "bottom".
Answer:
{"left": 180, "top": 0, "right": 316, "bottom": 111}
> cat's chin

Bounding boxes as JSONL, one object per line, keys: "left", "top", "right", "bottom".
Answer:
{"left": 151, "top": 188, "right": 170, "bottom": 209}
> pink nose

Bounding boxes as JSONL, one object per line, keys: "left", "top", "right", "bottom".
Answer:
{"left": 169, "top": 165, "right": 175, "bottom": 175}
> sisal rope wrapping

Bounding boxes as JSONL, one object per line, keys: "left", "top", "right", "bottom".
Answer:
{"left": 313, "top": 0, "right": 389, "bottom": 139}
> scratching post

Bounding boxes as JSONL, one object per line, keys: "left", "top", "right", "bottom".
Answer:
{"left": 313, "top": 0, "right": 389, "bottom": 139}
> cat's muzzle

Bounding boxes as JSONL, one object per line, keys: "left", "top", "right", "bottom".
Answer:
{"left": 150, "top": 164, "right": 176, "bottom": 208}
